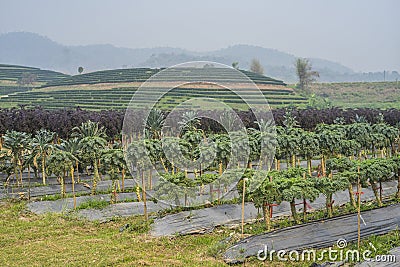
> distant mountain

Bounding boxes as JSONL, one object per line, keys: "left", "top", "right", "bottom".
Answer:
{"left": 0, "top": 32, "right": 399, "bottom": 82}
{"left": 0, "top": 32, "right": 185, "bottom": 74}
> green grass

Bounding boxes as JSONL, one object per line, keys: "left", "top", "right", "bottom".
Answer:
{"left": 0, "top": 200, "right": 228, "bottom": 266}
{"left": 307, "top": 81, "right": 400, "bottom": 109}
{"left": 36, "top": 187, "right": 139, "bottom": 202}
{"left": 1, "top": 198, "right": 399, "bottom": 266}
{"left": 76, "top": 198, "right": 110, "bottom": 210}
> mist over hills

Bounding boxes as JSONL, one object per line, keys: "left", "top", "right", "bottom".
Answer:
{"left": 0, "top": 32, "right": 398, "bottom": 83}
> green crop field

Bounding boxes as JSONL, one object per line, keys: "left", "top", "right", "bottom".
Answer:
{"left": 0, "top": 86, "right": 307, "bottom": 110}
{"left": 308, "top": 81, "right": 400, "bottom": 109}
{"left": 2, "top": 64, "right": 400, "bottom": 111}
{"left": 41, "top": 67, "right": 287, "bottom": 87}
{"left": 0, "top": 65, "right": 307, "bottom": 110}
{"left": 0, "top": 64, "right": 69, "bottom": 83}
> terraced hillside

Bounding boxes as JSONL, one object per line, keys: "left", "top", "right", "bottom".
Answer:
{"left": 42, "top": 67, "right": 287, "bottom": 87}
{"left": 0, "top": 66, "right": 307, "bottom": 110}
{"left": 0, "top": 64, "right": 69, "bottom": 83}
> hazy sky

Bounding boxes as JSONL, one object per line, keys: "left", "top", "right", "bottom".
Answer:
{"left": 0, "top": 0, "right": 399, "bottom": 72}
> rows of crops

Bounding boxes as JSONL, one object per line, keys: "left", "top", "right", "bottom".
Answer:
{"left": 2, "top": 113, "right": 400, "bottom": 226}
{"left": 0, "top": 64, "right": 69, "bottom": 83}
{"left": 42, "top": 68, "right": 286, "bottom": 87}
{"left": 0, "top": 86, "right": 31, "bottom": 96}
{"left": 0, "top": 64, "right": 307, "bottom": 110}
{"left": 0, "top": 86, "right": 307, "bottom": 110}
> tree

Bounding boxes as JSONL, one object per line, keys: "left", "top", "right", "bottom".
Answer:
{"left": 299, "top": 131, "right": 319, "bottom": 174}
{"left": 220, "top": 111, "right": 238, "bottom": 132}
{"left": 357, "top": 158, "right": 396, "bottom": 207}
{"left": 0, "top": 150, "right": 14, "bottom": 184}
{"left": 345, "top": 122, "right": 372, "bottom": 158}
{"left": 250, "top": 59, "right": 264, "bottom": 74}
{"left": 392, "top": 156, "right": 400, "bottom": 199}
{"left": 101, "top": 148, "right": 126, "bottom": 202}
{"left": 212, "top": 134, "right": 231, "bottom": 169}
{"left": 127, "top": 140, "right": 153, "bottom": 220}
{"left": 72, "top": 120, "right": 107, "bottom": 139}
{"left": 254, "top": 118, "right": 277, "bottom": 170}
{"left": 372, "top": 123, "right": 399, "bottom": 157}
{"left": 3, "top": 131, "right": 31, "bottom": 186}
{"left": 326, "top": 157, "right": 357, "bottom": 208}
{"left": 72, "top": 120, "right": 107, "bottom": 192}
{"left": 194, "top": 173, "right": 218, "bottom": 197}
{"left": 78, "top": 66, "right": 84, "bottom": 74}
{"left": 47, "top": 149, "right": 77, "bottom": 198}
{"left": 79, "top": 136, "right": 107, "bottom": 195}
{"left": 144, "top": 109, "right": 165, "bottom": 139}
{"left": 250, "top": 170, "right": 281, "bottom": 231}
{"left": 232, "top": 62, "right": 239, "bottom": 69}
{"left": 276, "top": 167, "right": 320, "bottom": 223}
{"left": 316, "top": 125, "right": 346, "bottom": 175}
{"left": 58, "top": 138, "right": 81, "bottom": 182}
{"left": 17, "top": 73, "right": 37, "bottom": 87}
{"left": 154, "top": 172, "right": 196, "bottom": 206}
{"left": 315, "top": 175, "right": 349, "bottom": 217}
{"left": 178, "top": 111, "right": 200, "bottom": 133}
{"left": 295, "top": 58, "right": 319, "bottom": 92}
{"left": 32, "top": 129, "right": 55, "bottom": 185}
{"left": 144, "top": 138, "right": 164, "bottom": 173}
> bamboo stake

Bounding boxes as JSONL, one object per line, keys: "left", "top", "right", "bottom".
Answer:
{"left": 141, "top": 170, "right": 148, "bottom": 221}
{"left": 71, "top": 166, "right": 76, "bottom": 209}
{"left": 28, "top": 164, "right": 31, "bottom": 201}
{"left": 76, "top": 161, "right": 80, "bottom": 183}
{"left": 241, "top": 178, "right": 248, "bottom": 238}
{"left": 121, "top": 168, "right": 125, "bottom": 192}
{"left": 357, "top": 166, "right": 361, "bottom": 250}
{"left": 303, "top": 172, "right": 307, "bottom": 221}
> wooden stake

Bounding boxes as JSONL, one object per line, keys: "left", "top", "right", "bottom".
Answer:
{"left": 71, "top": 166, "right": 76, "bottom": 209}
{"left": 357, "top": 166, "right": 361, "bottom": 250}
{"left": 27, "top": 164, "right": 31, "bottom": 201}
{"left": 303, "top": 172, "right": 307, "bottom": 221}
{"left": 76, "top": 161, "right": 80, "bottom": 183}
{"left": 141, "top": 170, "right": 148, "bottom": 221}
{"left": 121, "top": 168, "right": 125, "bottom": 192}
{"left": 241, "top": 178, "right": 248, "bottom": 238}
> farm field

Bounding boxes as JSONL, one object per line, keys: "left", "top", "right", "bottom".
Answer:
{"left": 308, "top": 81, "right": 400, "bottom": 109}
{"left": 1, "top": 64, "right": 400, "bottom": 110}
{"left": 2, "top": 110, "right": 400, "bottom": 265}
{"left": 1, "top": 1, "right": 398, "bottom": 266}
{"left": 0, "top": 65, "right": 308, "bottom": 110}
{"left": 1, "top": 199, "right": 399, "bottom": 267}
{"left": 0, "top": 84, "right": 307, "bottom": 111}
{"left": 1, "top": 66, "right": 400, "bottom": 266}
